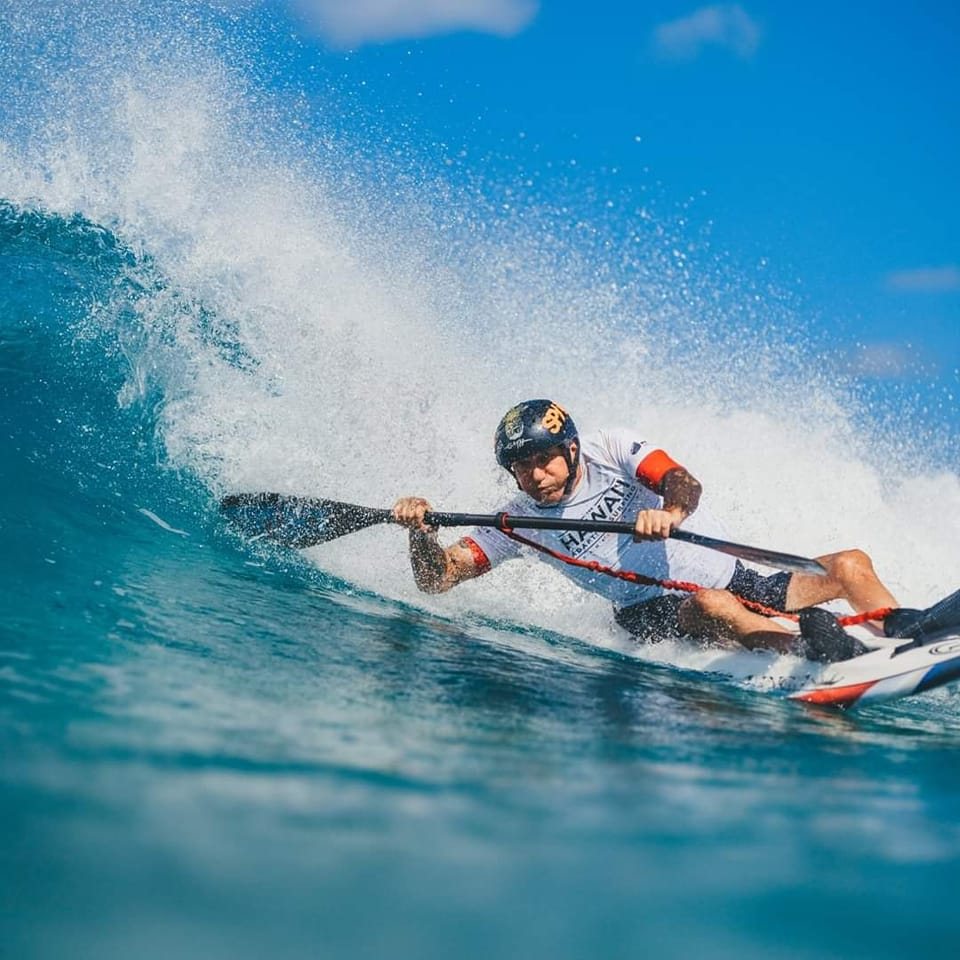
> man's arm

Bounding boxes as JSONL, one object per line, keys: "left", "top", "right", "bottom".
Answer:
{"left": 633, "top": 467, "right": 702, "bottom": 541}
{"left": 393, "top": 497, "right": 488, "bottom": 594}
{"left": 661, "top": 466, "right": 702, "bottom": 519}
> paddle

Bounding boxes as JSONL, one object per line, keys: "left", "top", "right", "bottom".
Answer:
{"left": 220, "top": 492, "right": 827, "bottom": 575}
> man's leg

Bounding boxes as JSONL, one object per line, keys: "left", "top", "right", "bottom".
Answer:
{"left": 784, "top": 549, "right": 897, "bottom": 613}
{"left": 678, "top": 589, "right": 798, "bottom": 653}
{"left": 680, "top": 547, "right": 896, "bottom": 656}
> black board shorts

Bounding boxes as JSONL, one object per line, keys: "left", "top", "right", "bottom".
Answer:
{"left": 613, "top": 561, "right": 793, "bottom": 643}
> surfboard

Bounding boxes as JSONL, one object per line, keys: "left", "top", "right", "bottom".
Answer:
{"left": 790, "top": 616, "right": 960, "bottom": 708}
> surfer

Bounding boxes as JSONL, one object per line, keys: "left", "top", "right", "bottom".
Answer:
{"left": 392, "top": 399, "right": 902, "bottom": 663}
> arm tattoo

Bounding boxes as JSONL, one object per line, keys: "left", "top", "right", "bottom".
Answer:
{"left": 409, "top": 529, "right": 449, "bottom": 592}
{"left": 661, "top": 468, "right": 702, "bottom": 518}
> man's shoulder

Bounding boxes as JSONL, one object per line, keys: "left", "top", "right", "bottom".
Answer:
{"left": 582, "top": 427, "right": 654, "bottom": 466}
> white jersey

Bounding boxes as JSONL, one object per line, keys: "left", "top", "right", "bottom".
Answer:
{"left": 466, "top": 428, "right": 737, "bottom": 608}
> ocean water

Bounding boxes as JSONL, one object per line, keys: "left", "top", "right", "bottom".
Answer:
{"left": 3, "top": 6, "right": 960, "bottom": 959}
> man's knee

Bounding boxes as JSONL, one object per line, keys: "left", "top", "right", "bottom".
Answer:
{"left": 823, "top": 548, "right": 875, "bottom": 585}
{"left": 682, "top": 588, "right": 739, "bottom": 624}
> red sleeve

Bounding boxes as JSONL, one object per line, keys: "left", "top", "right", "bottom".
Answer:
{"left": 636, "top": 449, "right": 682, "bottom": 492}
{"left": 462, "top": 537, "right": 491, "bottom": 575}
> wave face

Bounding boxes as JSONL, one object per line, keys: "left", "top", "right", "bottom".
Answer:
{"left": 3, "top": 6, "right": 960, "bottom": 960}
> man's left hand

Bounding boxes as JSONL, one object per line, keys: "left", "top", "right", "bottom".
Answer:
{"left": 632, "top": 508, "right": 684, "bottom": 541}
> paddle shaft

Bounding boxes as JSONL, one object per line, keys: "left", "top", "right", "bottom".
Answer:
{"left": 331, "top": 507, "right": 769, "bottom": 544}
{"left": 426, "top": 510, "right": 696, "bottom": 538}
{"left": 422, "top": 512, "right": 825, "bottom": 575}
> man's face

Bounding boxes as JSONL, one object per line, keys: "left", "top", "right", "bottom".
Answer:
{"left": 511, "top": 444, "right": 574, "bottom": 504}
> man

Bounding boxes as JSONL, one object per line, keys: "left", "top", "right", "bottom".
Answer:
{"left": 392, "top": 399, "right": 902, "bottom": 662}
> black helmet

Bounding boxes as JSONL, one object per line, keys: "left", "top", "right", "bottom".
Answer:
{"left": 494, "top": 399, "right": 580, "bottom": 494}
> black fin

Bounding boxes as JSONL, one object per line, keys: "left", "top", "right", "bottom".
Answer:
{"left": 798, "top": 608, "right": 868, "bottom": 663}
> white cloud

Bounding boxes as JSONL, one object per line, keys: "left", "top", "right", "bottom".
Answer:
{"left": 653, "top": 4, "right": 761, "bottom": 61}
{"left": 845, "top": 342, "right": 921, "bottom": 379}
{"left": 885, "top": 266, "right": 960, "bottom": 293}
{"left": 292, "top": 0, "right": 538, "bottom": 48}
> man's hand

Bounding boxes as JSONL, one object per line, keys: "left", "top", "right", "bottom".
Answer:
{"left": 633, "top": 467, "right": 701, "bottom": 541}
{"left": 632, "top": 507, "right": 685, "bottom": 541}
{"left": 392, "top": 497, "right": 436, "bottom": 534}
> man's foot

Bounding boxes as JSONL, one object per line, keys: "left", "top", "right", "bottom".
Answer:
{"left": 883, "top": 588, "right": 960, "bottom": 641}
{"left": 883, "top": 608, "right": 923, "bottom": 638}
{"left": 798, "top": 608, "right": 869, "bottom": 663}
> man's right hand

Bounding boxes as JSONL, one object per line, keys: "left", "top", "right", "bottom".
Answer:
{"left": 392, "top": 497, "right": 436, "bottom": 534}
{"left": 392, "top": 497, "right": 488, "bottom": 594}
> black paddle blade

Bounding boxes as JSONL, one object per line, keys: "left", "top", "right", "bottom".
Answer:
{"left": 220, "top": 493, "right": 391, "bottom": 547}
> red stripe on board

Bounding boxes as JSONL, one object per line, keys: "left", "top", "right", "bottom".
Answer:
{"left": 792, "top": 680, "right": 877, "bottom": 706}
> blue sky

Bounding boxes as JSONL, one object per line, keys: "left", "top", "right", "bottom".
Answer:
{"left": 248, "top": 0, "right": 957, "bottom": 401}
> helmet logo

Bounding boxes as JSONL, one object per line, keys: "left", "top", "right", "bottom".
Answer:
{"left": 503, "top": 406, "right": 525, "bottom": 441}
{"left": 541, "top": 402, "right": 567, "bottom": 435}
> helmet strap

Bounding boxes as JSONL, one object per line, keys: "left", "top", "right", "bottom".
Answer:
{"left": 562, "top": 441, "right": 580, "bottom": 496}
